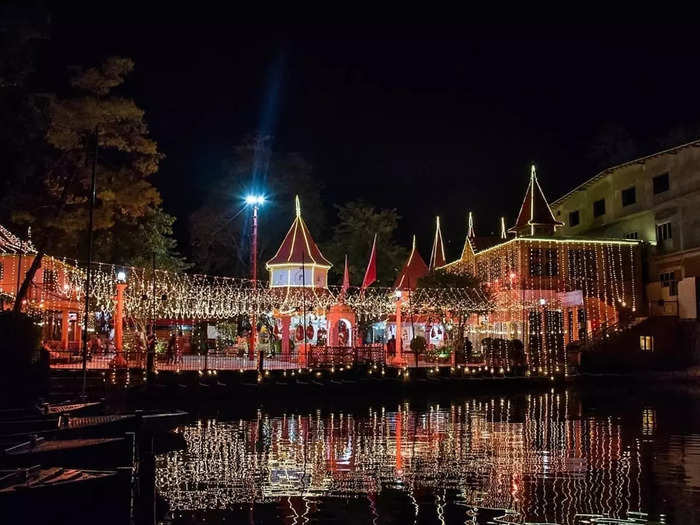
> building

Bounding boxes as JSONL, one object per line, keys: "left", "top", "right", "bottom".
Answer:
{"left": 441, "top": 167, "right": 643, "bottom": 372}
{"left": 0, "top": 225, "right": 83, "bottom": 351}
{"left": 550, "top": 140, "right": 700, "bottom": 317}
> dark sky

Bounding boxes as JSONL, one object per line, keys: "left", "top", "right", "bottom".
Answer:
{"left": 41, "top": 11, "right": 700, "bottom": 261}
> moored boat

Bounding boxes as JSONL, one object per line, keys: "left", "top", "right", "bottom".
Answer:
{"left": 3, "top": 434, "right": 134, "bottom": 469}
{"left": 0, "top": 465, "right": 132, "bottom": 522}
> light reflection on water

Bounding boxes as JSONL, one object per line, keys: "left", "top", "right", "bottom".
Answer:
{"left": 155, "top": 391, "right": 700, "bottom": 524}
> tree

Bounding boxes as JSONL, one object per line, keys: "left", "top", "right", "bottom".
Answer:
{"left": 417, "top": 268, "right": 490, "bottom": 357}
{"left": 189, "top": 137, "right": 326, "bottom": 277}
{"left": 0, "top": 56, "right": 187, "bottom": 280}
{"left": 322, "top": 201, "right": 408, "bottom": 287}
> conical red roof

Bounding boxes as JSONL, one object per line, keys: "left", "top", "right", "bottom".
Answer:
{"left": 395, "top": 236, "right": 429, "bottom": 289}
{"left": 266, "top": 196, "right": 332, "bottom": 268}
{"left": 509, "top": 165, "right": 563, "bottom": 236}
{"left": 429, "top": 216, "right": 446, "bottom": 270}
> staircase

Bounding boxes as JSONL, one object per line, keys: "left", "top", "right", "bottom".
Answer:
{"left": 580, "top": 316, "right": 647, "bottom": 353}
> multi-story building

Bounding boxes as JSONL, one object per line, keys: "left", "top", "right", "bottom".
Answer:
{"left": 550, "top": 140, "right": 700, "bottom": 317}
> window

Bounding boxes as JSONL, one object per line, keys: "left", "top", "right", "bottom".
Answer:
{"left": 660, "top": 271, "right": 678, "bottom": 296}
{"left": 656, "top": 222, "right": 672, "bottom": 242}
{"left": 624, "top": 232, "right": 639, "bottom": 240}
{"left": 0, "top": 261, "right": 3, "bottom": 280}
{"left": 640, "top": 335, "right": 654, "bottom": 351}
{"left": 568, "top": 210, "right": 580, "bottom": 227}
{"left": 593, "top": 198, "right": 606, "bottom": 217}
{"left": 621, "top": 186, "right": 636, "bottom": 207}
{"left": 653, "top": 172, "right": 670, "bottom": 194}
{"left": 529, "top": 248, "right": 559, "bottom": 277}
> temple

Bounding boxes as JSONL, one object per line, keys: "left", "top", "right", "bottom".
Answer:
{"left": 266, "top": 195, "right": 332, "bottom": 288}
{"left": 0, "top": 227, "right": 83, "bottom": 353}
{"left": 441, "top": 165, "right": 642, "bottom": 372}
{"left": 0, "top": 165, "right": 644, "bottom": 376}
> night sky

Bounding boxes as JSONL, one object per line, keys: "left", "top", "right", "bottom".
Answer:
{"left": 40, "top": 11, "right": 700, "bottom": 261}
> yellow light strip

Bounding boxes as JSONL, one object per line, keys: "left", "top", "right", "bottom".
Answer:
{"left": 286, "top": 219, "right": 299, "bottom": 263}
{"left": 267, "top": 263, "right": 331, "bottom": 270}
{"left": 443, "top": 235, "right": 641, "bottom": 265}
{"left": 266, "top": 219, "right": 298, "bottom": 268}
{"left": 298, "top": 216, "right": 319, "bottom": 265}
{"left": 529, "top": 166, "right": 563, "bottom": 229}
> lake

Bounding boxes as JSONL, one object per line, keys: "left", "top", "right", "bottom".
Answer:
{"left": 154, "top": 384, "right": 700, "bottom": 523}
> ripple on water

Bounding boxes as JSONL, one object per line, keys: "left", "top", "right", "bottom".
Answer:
{"left": 154, "top": 392, "right": 700, "bottom": 524}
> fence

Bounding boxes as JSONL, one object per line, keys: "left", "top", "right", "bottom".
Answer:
{"left": 46, "top": 344, "right": 425, "bottom": 372}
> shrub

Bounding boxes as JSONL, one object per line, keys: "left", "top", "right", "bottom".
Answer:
{"left": 410, "top": 335, "right": 427, "bottom": 354}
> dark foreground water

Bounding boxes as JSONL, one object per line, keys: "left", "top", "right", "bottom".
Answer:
{"left": 154, "top": 385, "right": 700, "bottom": 524}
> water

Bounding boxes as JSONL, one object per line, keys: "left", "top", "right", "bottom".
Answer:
{"left": 154, "top": 385, "right": 700, "bottom": 523}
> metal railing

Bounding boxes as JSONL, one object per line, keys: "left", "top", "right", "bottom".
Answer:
{"left": 49, "top": 344, "right": 390, "bottom": 371}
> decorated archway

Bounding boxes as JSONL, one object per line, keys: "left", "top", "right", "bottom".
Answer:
{"left": 326, "top": 302, "right": 356, "bottom": 347}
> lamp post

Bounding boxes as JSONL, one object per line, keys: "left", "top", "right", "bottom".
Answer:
{"left": 80, "top": 127, "right": 98, "bottom": 399}
{"left": 112, "top": 270, "right": 128, "bottom": 368}
{"left": 245, "top": 195, "right": 265, "bottom": 365}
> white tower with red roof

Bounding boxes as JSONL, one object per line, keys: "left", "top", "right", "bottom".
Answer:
{"left": 266, "top": 196, "right": 332, "bottom": 289}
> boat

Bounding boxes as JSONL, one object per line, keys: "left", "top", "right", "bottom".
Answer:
{"left": 0, "top": 410, "right": 188, "bottom": 446}
{"left": 0, "top": 465, "right": 132, "bottom": 521}
{"left": 137, "top": 409, "right": 189, "bottom": 433}
{"left": 3, "top": 434, "right": 135, "bottom": 469}
{"left": 55, "top": 414, "right": 139, "bottom": 439}
{"left": 36, "top": 400, "right": 103, "bottom": 416}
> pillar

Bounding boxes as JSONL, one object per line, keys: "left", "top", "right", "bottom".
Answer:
{"left": 281, "top": 315, "right": 290, "bottom": 358}
{"left": 392, "top": 292, "right": 406, "bottom": 366}
{"left": 61, "top": 309, "right": 69, "bottom": 350}
{"left": 112, "top": 282, "right": 127, "bottom": 367}
{"left": 297, "top": 341, "right": 308, "bottom": 367}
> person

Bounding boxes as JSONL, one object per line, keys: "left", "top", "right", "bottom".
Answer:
{"left": 175, "top": 331, "right": 183, "bottom": 364}
{"left": 387, "top": 335, "right": 396, "bottom": 357}
{"left": 166, "top": 333, "right": 176, "bottom": 364}
{"left": 89, "top": 334, "right": 100, "bottom": 359}
{"left": 146, "top": 330, "right": 157, "bottom": 375}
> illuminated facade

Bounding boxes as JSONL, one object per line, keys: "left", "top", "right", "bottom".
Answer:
{"left": 441, "top": 166, "right": 643, "bottom": 371}
{"left": 266, "top": 196, "right": 331, "bottom": 289}
{"left": 0, "top": 225, "right": 84, "bottom": 350}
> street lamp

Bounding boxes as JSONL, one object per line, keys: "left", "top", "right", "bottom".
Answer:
{"left": 245, "top": 195, "right": 265, "bottom": 206}
{"left": 245, "top": 194, "right": 265, "bottom": 364}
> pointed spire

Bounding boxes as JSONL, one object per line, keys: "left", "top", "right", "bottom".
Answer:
{"left": 395, "top": 236, "right": 429, "bottom": 290}
{"left": 500, "top": 217, "right": 507, "bottom": 239}
{"left": 429, "top": 216, "right": 446, "bottom": 270}
{"left": 467, "top": 211, "right": 475, "bottom": 238}
{"left": 341, "top": 254, "right": 350, "bottom": 296}
{"left": 508, "top": 163, "right": 563, "bottom": 237}
{"left": 266, "top": 196, "right": 332, "bottom": 268}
